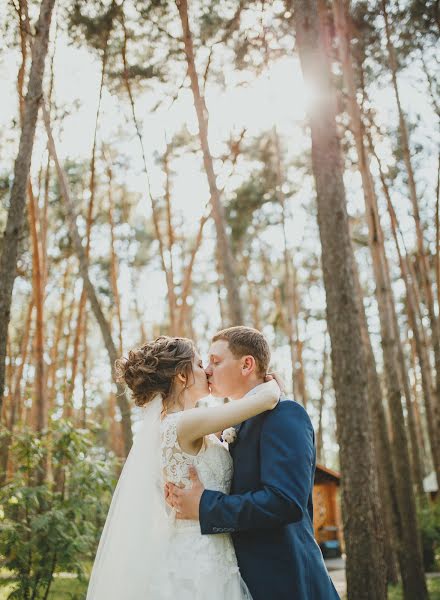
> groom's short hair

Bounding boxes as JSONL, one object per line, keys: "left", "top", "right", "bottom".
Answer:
{"left": 212, "top": 326, "right": 270, "bottom": 376}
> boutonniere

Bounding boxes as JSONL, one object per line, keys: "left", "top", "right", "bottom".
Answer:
{"left": 221, "top": 427, "right": 237, "bottom": 445}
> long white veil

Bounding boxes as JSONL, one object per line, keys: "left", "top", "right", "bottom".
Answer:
{"left": 86, "top": 395, "right": 172, "bottom": 599}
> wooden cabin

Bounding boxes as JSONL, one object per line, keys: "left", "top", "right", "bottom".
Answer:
{"left": 313, "top": 464, "right": 342, "bottom": 557}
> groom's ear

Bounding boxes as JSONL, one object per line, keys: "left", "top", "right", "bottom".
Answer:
{"left": 241, "top": 355, "right": 256, "bottom": 376}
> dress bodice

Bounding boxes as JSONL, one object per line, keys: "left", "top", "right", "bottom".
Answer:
{"left": 160, "top": 411, "right": 233, "bottom": 494}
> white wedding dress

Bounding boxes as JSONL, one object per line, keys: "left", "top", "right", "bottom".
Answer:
{"left": 86, "top": 396, "right": 251, "bottom": 600}
{"left": 154, "top": 411, "right": 252, "bottom": 599}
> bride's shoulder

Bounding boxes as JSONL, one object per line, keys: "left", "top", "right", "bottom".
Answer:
{"left": 161, "top": 410, "right": 183, "bottom": 421}
{"left": 160, "top": 411, "right": 183, "bottom": 435}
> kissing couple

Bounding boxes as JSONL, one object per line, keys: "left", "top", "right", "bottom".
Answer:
{"left": 86, "top": 326, "right": 339, "bottom": 600}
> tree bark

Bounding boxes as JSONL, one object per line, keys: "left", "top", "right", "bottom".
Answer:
{"left": 176, "top": 0, "right": 243, "bottom": 325}
{"left": 331, "top": 3, "right": 427, "bottom": 596}
{"left": 47, "top": 262, "right": 71, "bottom": 414}
{"left": 352, "top": 259, "right": 399, "bottom": 585}
{"left": 294, "top": 2, "right": 387, "bottom": 597}
{"left": 107, "top": 163, "right": 124, "bottom": 354}
{"left": 382, "top": 0, "right": 440, "bottom": 457}
{"left": 0, "top": 298, "right": 34, "bottom": 483}
{"left": 368, "top": 128, "right": 439, "bottom": 488}
{"left": 0, "top": 0, "right": 56, "bottom": 416}
{"left": 316, "top": 339, "right": 328, "bottom": 465}
{"left": 27, "top": 183, "right": 47, "bottom": 433}
{"left": 42, "top": 104, "right": 133, "bottom": 456}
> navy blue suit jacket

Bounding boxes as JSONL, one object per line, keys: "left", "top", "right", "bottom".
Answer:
{"left": 199, "top": 398, "right": 340, "bottom": 600}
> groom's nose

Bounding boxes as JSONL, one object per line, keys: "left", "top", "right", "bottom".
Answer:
{"left": 205, "top": 364, "right": 212, "bottom": 376}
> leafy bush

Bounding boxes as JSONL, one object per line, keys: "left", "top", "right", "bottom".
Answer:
{"left": 0, "top": 422, "right": 118, "bottom": 599}
{"left": 418, "top": 499, "right": 440, "bottom": 572}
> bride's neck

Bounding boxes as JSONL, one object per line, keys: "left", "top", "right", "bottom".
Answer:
{"left": 164, "top": 393, "right": 185, "bottom": 414}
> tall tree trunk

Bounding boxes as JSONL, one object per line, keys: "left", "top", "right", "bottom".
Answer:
{"left": 176, "top": 207, "right": 210, "bottom": 335}
{"left": 332, "top": 3, "right": 427, "bottom": 596}
{"left": 80, "top": 313, "right": 88, "bottom": 429}
{"left": 294, "top": 2, "right": 387, "bottom": 597}
{"left": 408, "top": 333, "right": 429, "bottom": 466}
{"left": 436, "top": 152, "right": 440, "bottom": 323}
{"left": 27, "top": 183, "right": 47, "bottom": 434}
{"left": 162, "top": 144, "right": 178, "bottom": 333}
{"left": 0, "top": 298, "right": 34, "bottom": 482}
{"left": 0, "top": 0, "right": 55, "bottom": 416}
{"left": 107, "top": 164, "right": 123, "bottom": 354}
{"left": 382, "top": 0, "right": 440, "bottom": 451}
{"left": 47, "top": 263, "right": 71, "bottom": 414}
{"left": 352, "top": 259, "right": 400, "bottom": 585}
{"left": 175, "top": 0, "right": 243, "bottom": 325}
{"left": 42, "top": 104, "right": 133, "bottom": 456}
{"left": 368, "top": 129, "right": 439, "bottom": 487}
{"left": 316, "top": 338, "right": 328, "bottom": 465}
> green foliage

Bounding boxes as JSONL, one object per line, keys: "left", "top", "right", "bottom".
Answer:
{"left": 0, "top": 423, "right": 117, "bottom": 600}
{"left": 226, "top": 178, "right": 272, "bottom": 249}
{"left": 68, "top": 0, "right": 122, "bottom": 53}
{"left": 388, "top": 575, "right": 440, "bottom": 600}
{"left": 418, "top": 500, "right": 440, "bottom": 572}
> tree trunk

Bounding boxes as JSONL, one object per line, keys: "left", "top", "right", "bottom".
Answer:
{"left": 175, "top": 0, "right": 243, "bottom": 325}
{"left": 316, "top": 339, "right": 328, "bottom": 465}
{"left": 382, "top": 0, "right": 440, "bottom": 458}
{"left": 294, "top": 2, "right": 387, "bottom": 597}
{"left": 0, "top": 298, "right": 34, "bottom": 483}
{"left": 42, "top": 104, "right": 133, "bottom": 456}
{"left": 27, "top": 183, "right": 47, "bottom": 433}
{"left": 0, "top": 0, "right": 55, "bottom": 416}
{"left": 368, "top": 129, "right": 439, "bottom": 487}
{"left": 176, "top": 207, "right": 210, "bottom": 335}
{"left": 162, "top": 145, "right": 178, "bottom": 333}
{"left": 352, "top": 259, "right": 400, "bottom": 585}
{"left": 47, "top": 263, "right": 71, "bottom": 414}
{"left": 80, "top": 313, "right": 88, "bottom": 429}
{"left": 436, "top": 152, "right": 440, "bottom": 325}
{"left": 332, "top": 3, "right": 427, "bottom": 596}
{"left": 107, "top": 164, "right": 124, "bottom": 354}
{"left": 408, "top": 333, "right": 429, "bottom": 466}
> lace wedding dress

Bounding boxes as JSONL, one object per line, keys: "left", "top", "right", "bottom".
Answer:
{"left": 86, "top": 396, "right": 251, "bottom": 600}
{"left": 154, "top": 411, "right": 252, "bottom": 600}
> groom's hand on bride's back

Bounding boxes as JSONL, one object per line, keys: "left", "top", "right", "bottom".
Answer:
{"left": 165, "top": 467, "right": 205, "bottom": 520}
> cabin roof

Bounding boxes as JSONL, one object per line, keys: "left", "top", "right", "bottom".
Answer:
{"left": 315, "top": 464, "right": 341, "bottom": 485}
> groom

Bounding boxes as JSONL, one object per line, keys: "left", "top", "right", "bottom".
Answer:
{"left": 167, "top": 326, "right": 339, "bottom": 600}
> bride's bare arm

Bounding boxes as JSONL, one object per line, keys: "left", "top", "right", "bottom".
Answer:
{"left": 177, "top": 380, "right": 280, "bottom": 449}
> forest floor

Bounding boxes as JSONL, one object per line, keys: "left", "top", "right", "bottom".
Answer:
{"left": 1, "top": 570, "right": 440, "bottom": 598}
{"left": 326, "top": 562, "right": 440, "bottom": 600}
{"left": 0, "top": 573, "right": 87, "bottom": 598}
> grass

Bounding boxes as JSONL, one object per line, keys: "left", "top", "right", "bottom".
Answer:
{"left": 0, "top": 576, "right": 88, "bottom": 599}
{"left": 387, "top": 576, "right": 440, "bottom": 600}
{"left": 1, "top": 572, "right": 439, "bottom": 599}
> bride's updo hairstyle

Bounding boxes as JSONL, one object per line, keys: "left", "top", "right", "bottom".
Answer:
{"left": 115, "top": 336, "right": 196, "bottom": 408}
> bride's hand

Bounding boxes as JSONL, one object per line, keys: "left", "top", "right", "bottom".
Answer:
{"left": 255, "top": 379, "right": 281, "bottom": 409}
{"left": 265, "top": 372, "right": 286, "bottom": 397}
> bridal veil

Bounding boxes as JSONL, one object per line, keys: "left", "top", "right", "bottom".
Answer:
{"left": 86, "top": 395, "right": 172, "bottom": 599}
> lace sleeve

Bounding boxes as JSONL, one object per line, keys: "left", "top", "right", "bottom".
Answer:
{"left": 160, "top": 413, "right": 191, "bottom": 487}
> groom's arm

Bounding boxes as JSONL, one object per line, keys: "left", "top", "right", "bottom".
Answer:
{"left": 199, "top": 400, "right": 315, "bottom": 534}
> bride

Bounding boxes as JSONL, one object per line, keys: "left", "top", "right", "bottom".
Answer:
{"left": 86, "top": 335, "right": 280, "bottom": 600}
